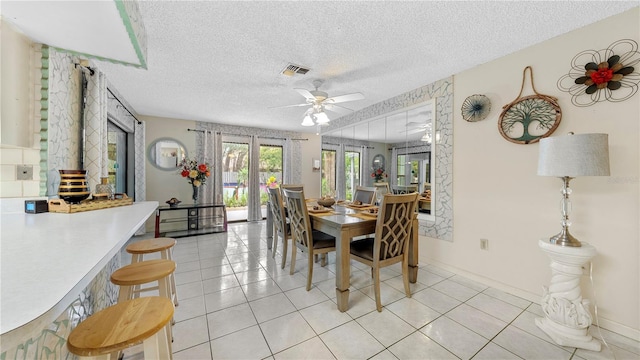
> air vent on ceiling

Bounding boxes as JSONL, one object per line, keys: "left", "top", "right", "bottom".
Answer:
{"left": 281, "top": 63, "right": 310, "bottom": 77}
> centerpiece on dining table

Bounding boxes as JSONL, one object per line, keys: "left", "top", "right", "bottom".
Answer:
{"left": 178, "top": 158, "right": 211, "bottom": 203}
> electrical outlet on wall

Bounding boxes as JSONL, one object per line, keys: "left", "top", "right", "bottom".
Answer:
{"left": 16, "top": 165, "right": 33, "bottom": 180}
{"left": 480, "top": 238, "right": 489, "bottom": 250}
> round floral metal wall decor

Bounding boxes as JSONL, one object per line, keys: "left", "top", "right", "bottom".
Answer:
{"left": 461, "top": 94, "right": 491, "bottom": 122}
{"left": 557, "top": 39, "right": 640, "bottom": 107}
{"left": 499, "top": 66, "right": 562, "bottom": 145}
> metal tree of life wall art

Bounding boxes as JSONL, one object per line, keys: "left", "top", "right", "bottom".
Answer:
{"left": 499, "top": 66, "right": 562, "bottom": 144}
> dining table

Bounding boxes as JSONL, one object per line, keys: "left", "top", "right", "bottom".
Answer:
{"left": 298, "top": 201, "right": 419, "bottom": 312}
{"left": 266, "top": 199, "right": 419, "bottom": 311}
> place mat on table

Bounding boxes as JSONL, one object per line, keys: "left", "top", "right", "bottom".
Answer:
{"left": 348, "top": 212, "right": 378, "bottom": 220}
{"left": 345, "top": 203, "right": 376, "bottom": 210}
{"left": 308, "top": 209, "right": 337, "bottom": 216}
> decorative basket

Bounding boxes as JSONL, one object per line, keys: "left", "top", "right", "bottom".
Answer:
{"left": 49, "top": 194, "right": 133, "bottom": 213}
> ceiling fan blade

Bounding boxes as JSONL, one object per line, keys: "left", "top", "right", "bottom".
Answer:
{"left": 268, "top": 103, "right": 310, "bottom": 109}
{"left": 399, "top": 128, "right": 427, "bottom": 135}
{"left": 324, "top": 103, "right": 354, "bottom": 113}
{"left": 324, "top": 92, "right": 364, "bottom": 104}
{"left": 294, "top": 88, "right": 316, "bottom": 101}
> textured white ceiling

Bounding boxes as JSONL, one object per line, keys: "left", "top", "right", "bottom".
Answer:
{"left": 62, "top": 2, "right": 640, "bottom": 133}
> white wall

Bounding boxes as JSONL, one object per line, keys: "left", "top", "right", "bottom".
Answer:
{"left": 0, "top": 20, "right": 42, "bottom": 197}
{"left": 423, "top": 8, "right": 639, "bottom": 339}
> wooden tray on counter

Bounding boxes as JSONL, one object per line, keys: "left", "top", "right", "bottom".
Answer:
{"left": 48, "top": 194, "right": 133, "bottom": 213}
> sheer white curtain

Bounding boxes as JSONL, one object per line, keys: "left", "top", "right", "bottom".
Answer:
{"left": 213, "top": 132, "right": 223, "bottom": 203}
{"left": 248, "top": 135, "right": 262, "bottom": 221}
{"left": 83, "top": 69, "right": 108, "bottom": 191}
{"left": 282, "top": 138, "right": 293, "bottom": 184}
{"left": 336, "top": 144, "right": 346, "bottom": 200}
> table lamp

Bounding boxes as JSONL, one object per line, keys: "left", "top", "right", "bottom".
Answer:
{"left": 537, "top": 132, "right": 610, "bottom": 247}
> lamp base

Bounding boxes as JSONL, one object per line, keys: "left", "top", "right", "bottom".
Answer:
{"left": 549, "top": 227, "right": 581, "bottom": 247}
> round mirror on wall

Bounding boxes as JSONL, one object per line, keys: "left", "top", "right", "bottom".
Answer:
{"left": 147, "top": 138, "right": 187, "bottom": 171}
{"left": 372, "top": 154, "right": 385, "bottom": 170}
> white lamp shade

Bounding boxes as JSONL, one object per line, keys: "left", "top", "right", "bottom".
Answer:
{"left": 301, "top": 114, "right": 315, "bottom": 126}
{"left": 537, "top": 133, "right": 610, "bottom": 177}
{"left": 314, "top": 111, "right": 330, "bottom": 124}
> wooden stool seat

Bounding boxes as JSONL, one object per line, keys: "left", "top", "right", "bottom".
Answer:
{"left": 67, "top": 296, "right": 173, "bottom": 359}
{"left": 126, "top": 238, "right": 179, "bottom": 307}
{"left": 111, "top": 259, "right": 176, "bottom": 287}
{"left": 126, "top": 237, "right": 176, "bottom": 257}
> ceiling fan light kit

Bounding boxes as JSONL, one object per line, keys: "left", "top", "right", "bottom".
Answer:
{"left": 277, "top": 79, "right": 365, "bottom": 127}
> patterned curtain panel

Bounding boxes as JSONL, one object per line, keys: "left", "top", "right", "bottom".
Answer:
{"left": 201, "top": 130, "right": 214, "bottom": 204}
{"left": 83, "top": 70, "right": 108, "bottom": 191}
{"left": 248, "top": 136, "right": 262, "bottom": 221}
{"left": 391, "top": 147, "right": 398, "bottom": 188}
{"left": 336, "top": 144, "right": 346, "bottom": 200}
{"left": 361, "top": 145, "right": 369, "bottom": 186}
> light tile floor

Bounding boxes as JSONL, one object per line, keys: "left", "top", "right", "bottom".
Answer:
{"left": 122, "top": 221, "right": 639, "bottom": 360}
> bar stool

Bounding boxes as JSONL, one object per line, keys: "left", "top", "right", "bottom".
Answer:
{"left": 111, "top": 259, "right": 176, "bottom": 304}
{"left": 111, "top": 259, "right": 177, "bottom": 358}
{"left": 126, "top": 237, "right": 178, "bottom": 306}
{"left": 67, "top": 296, "right": 174, "bottom": 360}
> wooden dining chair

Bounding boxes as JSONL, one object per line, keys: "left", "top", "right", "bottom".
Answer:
{"left": 267, "top": 187, "right": 291, "bottom": 269}
{"left": 350, "top": 192, "right": 418, "bottom": 311}
{"left": 353, "top": 186, "right": 376, "bottom": 204}
{"left": 281, "top": 188, "right": 336, "bottom": 291}
{"left": 280, "top": 184, "right": 304, "bottom": 191}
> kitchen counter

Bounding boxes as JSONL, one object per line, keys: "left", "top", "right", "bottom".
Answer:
{"left": 0, "top": 201, "right": 158, "bottom": 338}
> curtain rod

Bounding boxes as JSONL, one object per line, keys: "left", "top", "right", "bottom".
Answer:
{"left": 188, "top": 128, "right": 307, "bottom": 141}
{"left": 107, "top": 89, "right": 141, "bottom": 124}
{"left": 388, "top": 144, "right": 432, "bottom": 151}
{"left": 323, "top": 142, "right": 374, "bottom": 149}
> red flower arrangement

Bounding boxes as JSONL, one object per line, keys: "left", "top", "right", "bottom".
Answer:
{"left": 179, "top": 158, "right": 210, "bottom": 187}
{"left": 371, "top": 168, "right": 388, "bottom": 182}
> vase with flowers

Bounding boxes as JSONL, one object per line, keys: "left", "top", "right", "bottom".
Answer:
{"left": 266, "top": 176, "right": 278, "bottom": 189}
{"left": 179, "top": 158, "right": 211, "bottom": 202}
{"left": 371, "top": 168, "right": 388, "bottom": 182}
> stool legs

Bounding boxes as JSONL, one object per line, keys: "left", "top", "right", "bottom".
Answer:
{"left": 131, "top": 250, "right": 178, "bottom": 307}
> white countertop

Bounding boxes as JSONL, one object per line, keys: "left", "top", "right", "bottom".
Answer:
{"left": 0, "top": 201, "right": 158, "bottom": 335}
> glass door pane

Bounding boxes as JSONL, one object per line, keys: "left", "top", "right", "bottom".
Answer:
{"left": 222, "top": 142, "right": 249, "bottom": 222}
{"left": 321, "top": 150, "right": 336, "bottom": 197}
{"left": 259, "top": 145, "right": 282, "bottom": 218}
{"left": 107, "top": 121, "right": 127, "bottom": 195}
{"left": 345, "top": 150, "right": 360, "bottom": 201}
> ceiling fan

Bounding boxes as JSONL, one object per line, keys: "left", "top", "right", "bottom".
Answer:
{"left": 272, "top": 80, "right": 365, "bottom": 125}
{"left": 400, "top": 122, "right": 432, "bottom": 135}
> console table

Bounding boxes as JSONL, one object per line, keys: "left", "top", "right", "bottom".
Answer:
{"left": 155, "top": 203, "right": 227, "bottom": 238}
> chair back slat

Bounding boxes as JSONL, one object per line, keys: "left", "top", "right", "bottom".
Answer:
{"left": 353, "top": 186, "right": 376, "bottom": 204}
{"left": 267, "top": 187, "right": 287, "bottom": 235}
{"left": 375, "top": 193, "right": 418, "bottom": 261}
{"left": 281, "top": 188, "right": 312, "bottom": 249}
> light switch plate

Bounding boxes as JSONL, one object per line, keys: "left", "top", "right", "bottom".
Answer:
{"left": 16, "top": 165, "right": 33, "bottom": 180}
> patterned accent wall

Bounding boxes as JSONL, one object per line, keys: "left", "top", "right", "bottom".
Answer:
{"left": 37, "top": 45, "right": 48, "bottom": 196}
{"left": 323, "top": 77, "right": 454, "bottom": 241}
{"left": 46, "top": 49, "right": 83, "bottom": 196}
{"left": 0, "top": 255, "right": 121, "bottom": 360}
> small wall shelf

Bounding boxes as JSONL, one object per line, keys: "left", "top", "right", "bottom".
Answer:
{"left": 155, "top": 203, "right": 227, "bottom": 238}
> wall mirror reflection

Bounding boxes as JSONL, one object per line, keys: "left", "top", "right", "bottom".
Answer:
{"left": 147, "top": 137, "right": 187, "bottom": 171}
{"left": 321, "top": 100, "right": 436, "bottom": 222}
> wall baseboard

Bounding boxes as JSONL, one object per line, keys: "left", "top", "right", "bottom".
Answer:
{"left": 420, "top": 257, "right": 640, "bottom": 342}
